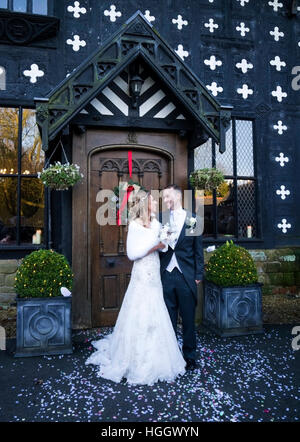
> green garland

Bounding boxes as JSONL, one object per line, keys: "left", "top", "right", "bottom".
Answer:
{"left": 112, "top": 179, "right": 147, "bottom": 200}
{"left": 112, "top": 180, "right": 147, "bottom": 219}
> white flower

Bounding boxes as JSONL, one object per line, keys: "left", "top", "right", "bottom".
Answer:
{"left": 186, "top": 216, "right": 197, "bottom": 233}
{"left": 160, "top": 230, "right": 169, "bottom": 241}
{"left": 207, "top": 245, "right": 216, "bottom": 252}
{"left": 159, "top": 223, "right": 176, "bottom": 244}
{"left": 37, "top": 172, "right": 41, "bottom": 178}
{"left": 61, "top": 287, "right": 72, "bottom": 297}
{"left": 186, "top": 216, "right": 197, "bottom": 227}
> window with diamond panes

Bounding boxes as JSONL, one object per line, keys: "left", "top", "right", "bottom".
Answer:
{"left": 0, "top": 0, "right": 48, "bottom": 15}
{"left": 194, "top": 118, "right": 257, "bottom": 240}
{"left": 0, "top": 107, "right": 45, "bottom": 247}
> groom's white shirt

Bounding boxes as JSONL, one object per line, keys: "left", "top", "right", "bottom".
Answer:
{"left": 162, "top": 207, "right": 186, "bottom": 273}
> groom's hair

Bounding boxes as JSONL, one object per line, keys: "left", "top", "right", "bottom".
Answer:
{"left": 164, "top": 184, "right": 182, "bottom": 196}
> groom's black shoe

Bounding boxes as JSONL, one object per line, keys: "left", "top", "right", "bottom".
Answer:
{"left": 185, "top": 358, "right": 198, "bottom": 370}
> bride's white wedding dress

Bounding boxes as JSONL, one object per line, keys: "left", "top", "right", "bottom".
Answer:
{"left": 85, "top": 217, "right": 186, "bottom": 386}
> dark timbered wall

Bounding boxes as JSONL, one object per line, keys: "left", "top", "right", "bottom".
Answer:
{"left": 0, "top": 0, "right": 299, "bottom": 260}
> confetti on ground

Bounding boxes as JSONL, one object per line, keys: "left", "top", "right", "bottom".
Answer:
{"left": 0, "top": 324, "right": 299, "bottom": 422}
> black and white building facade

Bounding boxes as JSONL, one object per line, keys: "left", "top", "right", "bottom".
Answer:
{"left": 0, "top": 0, "right": 299, "bottom": 265}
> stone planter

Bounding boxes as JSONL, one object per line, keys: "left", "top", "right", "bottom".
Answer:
{"left": 202, "top": 279, "right": 264, "bottom": 337}
{"left": 15, "top": 295, "right": 73, "bottom": 357}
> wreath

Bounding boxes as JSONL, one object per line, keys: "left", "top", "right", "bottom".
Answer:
{"left": 111, "top": 179, "right": 147, "bottom": 224}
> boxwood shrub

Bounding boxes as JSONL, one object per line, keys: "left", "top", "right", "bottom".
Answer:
{"left": 15, "top": 249, "right": 73, "bottom": 298}
{"left": 205, "top": 240, "right": 258, "bottom": 287}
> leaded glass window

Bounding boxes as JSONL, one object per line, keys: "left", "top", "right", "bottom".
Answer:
{"left": 194, "top": 118, "right": 258, "bottom": 240}
{"left": 0, "top": 107, "right": 45, "bottom": 247}
{"left": 1, "top": 0, "right": 48, "bottom": 15}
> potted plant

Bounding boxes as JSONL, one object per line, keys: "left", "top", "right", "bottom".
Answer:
{"left": 38, "top": 161, "right": 83, "bottom": 191}
{"left": 189, "top": 167, "right": 225, "bottom": 191}
{"left": 202, "top": 240, "right": 264, "bottom": 337}
{"left": 14, "top": 249, "right": 74, "bottom": 357}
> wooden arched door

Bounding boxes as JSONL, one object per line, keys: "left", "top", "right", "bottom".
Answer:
{"left": 89, "top": 147, "right": 170, "bottom": 326}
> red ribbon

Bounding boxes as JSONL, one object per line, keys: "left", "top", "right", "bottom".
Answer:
{"left": 116, "top": 151, "right": 133, "bottom": 225}
{"left": 116, "top": 185, "right": 134, "bottom": 226}
{"left": 128, "top": 151, "right": 132, "bottom": 178}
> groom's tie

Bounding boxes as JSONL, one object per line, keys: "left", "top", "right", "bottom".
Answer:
{"left": 169, "top": 210, "right": 177, "bottom": 249}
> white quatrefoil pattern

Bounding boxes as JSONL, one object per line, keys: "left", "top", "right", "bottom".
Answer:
{"left": 144, "top": 10, "right": 155, "bottom": 23}
{"left": 236, "top": 59, "right": 253, "bottom": 73}
{"left": 237, "top": 84, "right": 253, "bottom": 99}
{"left": 206, "top": 82, "right": 223, "bottom": 96}
{"left": 67, "top": 1, "right": 86, "bottom": 18}
{"left": 204, "top": 55, "right": 222, "bottom": 71}
{"left": 66, "top": 35, "right": 86, "bottom": 51}
{"left": 175, "top": 45, "right": 189, "bottom": 60}
{"left": 104, "top": 5, "right": 122, "bottom": 22}
{"left": 276, "top": 185, "right": 290, "bottom": 200}
{"left": 275, "top": 153, "right": 289, "bottom": 167}
{"left": 273, "top": 120, "right": 287, "bottom": 135}
{"left": 23, "top": 2, "right": 294, "bottom": 238}
{"left": 23, "top": 64, "right": 44, "bottom": 83}
{"left": 172, "top": 15, "right": 188, "bottom": 30}
{"left": 204, "top": 18, "right": 219, "bottom": 33}
{"left": 277, "top": 219, "right": 291, "bottom": 234}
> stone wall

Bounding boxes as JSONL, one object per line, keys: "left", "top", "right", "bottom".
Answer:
{"left": 195, "top": 247, "right": 300, "bottom": 325}
{"left": 0, "top": 259, "right": 22, "bottom": 304}
{"left": 0, "top": 248, "right": 299, "bottom": 308}
{"left": 248, "top": 247, "right": 300, "bottom": 296}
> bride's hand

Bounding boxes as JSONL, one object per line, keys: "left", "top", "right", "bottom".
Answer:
{"left": 146, "top": 241, "right": 166, "bottom": 256}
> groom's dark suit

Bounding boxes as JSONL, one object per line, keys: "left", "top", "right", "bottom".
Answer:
{"left": 159, "top": 210, "right": 204, "bottom": 361}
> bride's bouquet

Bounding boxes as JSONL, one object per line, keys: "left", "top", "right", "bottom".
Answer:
{"left": 159, "top": 222, "right": 177, "bottom": 247}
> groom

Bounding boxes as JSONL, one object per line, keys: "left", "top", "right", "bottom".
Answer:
{"left": 159, "top": 184, "right": 204, "bottom": 370}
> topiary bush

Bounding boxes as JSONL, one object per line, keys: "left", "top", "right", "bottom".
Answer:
{"left": 205, "top": 240, "right": 258, "bottom": 287}
{"left": 15, "top": 249, "right": 74, "bottom": 298}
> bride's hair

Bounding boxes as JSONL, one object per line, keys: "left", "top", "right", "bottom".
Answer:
{"left": 128, "top": 189, "right": 152, "bottom": 226}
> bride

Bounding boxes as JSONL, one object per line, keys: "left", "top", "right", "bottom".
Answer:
{"left": 85, "top": 190, "right": 186, "bottom": 386}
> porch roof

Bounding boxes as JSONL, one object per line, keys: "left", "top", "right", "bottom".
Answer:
{"left": 35, "top": 11, "right": 232, "bottom": 152}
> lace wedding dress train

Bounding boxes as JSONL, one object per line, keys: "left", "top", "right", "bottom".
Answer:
{"left": 85, "top": 218, "right": 186, "bottom": 386}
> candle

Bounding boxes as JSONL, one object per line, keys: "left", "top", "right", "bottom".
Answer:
{"left": 32, "top": 234, "right": 37, "bottom": 244}
{"left": 36, "top": 229, "right": 42, "bottom": 244}
{"left": 247, "top": 225, "right": 252, "bottom": 238}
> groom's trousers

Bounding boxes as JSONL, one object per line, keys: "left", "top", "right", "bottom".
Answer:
{"left": 161, "top": 267, "right": 197, "bottom": 361}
